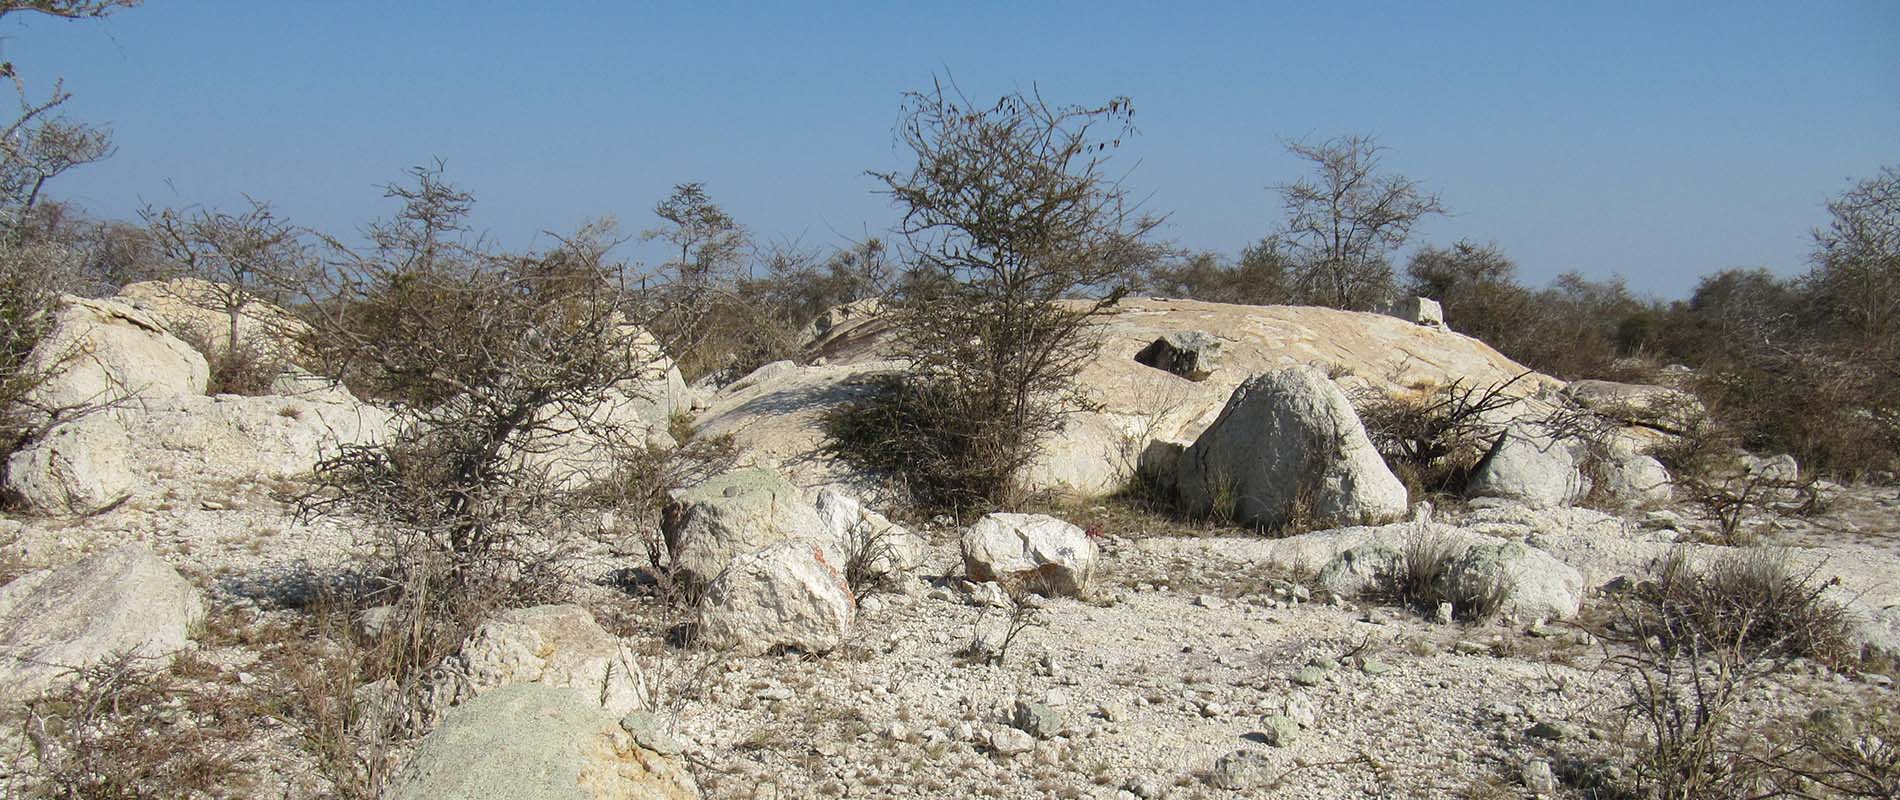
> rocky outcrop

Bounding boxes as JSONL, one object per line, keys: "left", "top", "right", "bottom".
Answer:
{"left": 697, "top": 540, "right": 855, "bottom": 656}
{"left": 0, "top": 545, "right": 205, "bottom": 702}
{"left": 1268, "top": 523, "right": 1585, "bottom": 622}
{"left": 1467, "top": 425, "right": 1589, "bottom": 508}
{"left": 1173, "top": 367, "right": 1408, "bottom": 529}
{"left": 662, "top": 468, "right": 834, "bottom": 584}
{"left": 961, "top": 513, "right": 1098, "bottom": 598}
{"left": 441, "top": 605, "right": 648, "bottom": 717}
{"left": 386, "top": 684, "right": 700, "bottom": 800}
{"left": 24, "top": 295, "right": 208, "bottom": 412}
{"left": 699, "top": 298, "right": 1557, "bottom": 497}
{"left": 812, "top": 488, "right": 925, "bottom": 581}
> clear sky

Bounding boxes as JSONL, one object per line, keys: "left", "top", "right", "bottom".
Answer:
{"left": 7, "top": 1, "right": 1896, "bottom": 298}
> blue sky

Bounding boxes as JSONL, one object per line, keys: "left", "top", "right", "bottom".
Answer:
{"left": 7, "top": 1, "right": 1896, "bottom": 297}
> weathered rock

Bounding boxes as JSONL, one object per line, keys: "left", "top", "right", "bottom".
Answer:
{"left": 115, "top": 278, "right": 310, "bottom": 365}
{"left": 812, "top": 488, "right": 925, "bottom": 581}
{"left": 1468, "top": 425, "right": 1589, "bottom": 508}
{"left": 1134, "top": 331, "right": 1222, "bottom": 381}
{"left": 24, "top": 295, "right": 208, "bottom": 412}
{"left": 1265, "top": 522, "right": 1586, "bottom": 621}
{"left": 386, "top": 684, "right": 700, "bottom": 800}
{"left": 1211, "top": 749, "right": 1274, "bottom": 790}
{"left": 697, "top": 540, "right": 855, "bottom": 656}
{"left": 1563, "top": 379, "right": 1702, "bottom": 433}
{"left": 1385, "top": 296, "right": 1445, "bottom": 329}
{"left": 1743, "top": 452, "right": 1800, "bottom": 482}
{"left": 961, "top": 513, "right": 1098, "bottom": 598}
{"left": 1174, "top": 366, "right": 1408, "bottom": 529}
{"left": 4, "top": 415, "right": 136, "bottom": 515}
{"left": 1012, "top": 699, "right": 1064, "bottom": 739}
{"left": 1595, "top": 449, "right": 1673, "bottom": 508}
{"left": 446, "top": 605, "right": 648, "bottom": 716}
{"left": 0, "top": 545, "right": 204, "bottom": 702}
{"left": 1259, "top": 714, "right": 1299, "bottom": 746}
{"left": 663, "top": 468, "right": 833, "bottom": 584}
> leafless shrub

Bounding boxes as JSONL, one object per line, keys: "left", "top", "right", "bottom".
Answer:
{"left": 1354, "top": 373, "right": 1529, "bottom": 498}
{"left": 16, "top": 651, "right": 257, "bottom": 800}
{"left": 1372, "top": 530, "right": 1512, "bottom": 623}
{"left": 169, "top": 322, "right": 284, "bottom": 396}
{"left": 1632, "top": 547, "right": 1856, "bottom": 668}
{"left": 577, "top": 432, "right": 739, "bottom": 604}
{"left": 962, "top": 576, "right": 1045, "bottom": 667}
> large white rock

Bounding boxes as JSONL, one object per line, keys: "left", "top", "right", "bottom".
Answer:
{"left": 662, "top": 468, "right": 833, "bottom": 584}
{"left": 441, "top": 605, "right": 648, "bottom": 717}
{"left": 24, "top": 295, "right": 208, "bottom": 412}
{"left": 1595, "top": 450, "right": 1674, "bottom": 508}
{"left": 386, "top": 684, "right": 700, "bottom": 800}
{"left": 1468, "top": 424, "right": 1589, "bottom": 508}
{"left": 697, "top": 540, "right": 855, "bottom": 656}
{"left": 4, "top": 416, "right": 136, "bottom": 515}
{"left": 115, "top": 278, "right": 310, "bottom": 365}
{"left": 961, "top": 513, "right": 1099, "bottom": 598}
{"left": 812, "top": 488, "right": 926, "bottom": 581}
{"left": 0, "top": 545, "right": 205, "bottom": 702}
{"left": 1173, "top": 367, "right": 1408, "bottom": 529}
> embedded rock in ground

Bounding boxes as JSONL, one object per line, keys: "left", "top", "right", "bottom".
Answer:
{"left": 445, "top": 604, "right": 648, "bottom": 716}
{"left": 697, "top": 540, "right": 855, "bottom": 656}
{"left": 1385, "top": 296, "right": 1445, "bottom": 329}
{"left": 812, "top": 488, "right": 925, "bottom": 581}
{"left": 1743, "top": 452, "right": 1800, "bottom": 482}
{"left": 1134, "top": 331, "right": 1222, "bottom": 381}
{"left": 24, "top": 295, "right": 208, "bottom": 412}
{"left": 385, "top": 684, "right": 700, "bottom": 800}
{"left": 1265, "top": 523, "right": 1585, "bottom": 621}
{"left": 115, "top": 278, "right": 311, "bottom": 365}
{"left": 960, "top": 513, "right": 1098, "bottom": 598}
{"left": 1595, "top": 448, "right": 1673, "bottom": 508}
{"left": 662, "top": 468, "right": 833, "bottom": 584}
{"left": 1468, "top": 424, "right": 1589, "bottom": 508}
{"left": 0, "top": 545, "right": 205, "bottom": 702}
{"left": 1563, "top": 379, "right": 1702, "bottom": 433}
{"left": 5, "top": 415, "right": 136, "bottom": 515}
{"left": 1173, "top": 366, "right": 1408, "bottom": 529}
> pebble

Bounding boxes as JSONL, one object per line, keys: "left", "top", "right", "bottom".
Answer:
{"left": 1291, "top": 666, "right": 1327, "bottom": 686}
{"left": 1521, "top": 759, "right": 1557, "bottom": 795}
{"left": 991, "top": 727, "right": 1035, "bottom": 755}
{"left": 1259, "top": 714, "right": 1299, "bottom": 746}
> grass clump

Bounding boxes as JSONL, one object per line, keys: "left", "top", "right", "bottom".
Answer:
{"left": 1373, "top": 531, "right": 1513, "bottom": 623}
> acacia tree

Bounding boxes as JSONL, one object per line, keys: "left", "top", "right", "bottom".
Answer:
{"left": 142, "top": 200, "right": 312, "bottom": 392}
{"left": 829, "top": 79, "right": 1163, "bottom": 509}
{"left": 1275, "top": 135, "right": 1445, "bottom": 310}
{"left": 0, "top": 0, "right": 136, "bottom": 230}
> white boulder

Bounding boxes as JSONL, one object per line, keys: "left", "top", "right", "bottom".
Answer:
{"left": 5, "top": 415, "right": 136, "bottom": 515}
{"left": 960, "top": 513, "right": 1098, "bottom": 598}
{"left": 0, "top": 545, "right": 204, "bottom": 702}
{"left": 812, "top": 488, "right": 926, "bottom": 581}
{"left": 1468, "top": 424, "right": 1589, "bottom": 508}
{"left": 662, "top": 468, "right": 832, "bottom": 584}
{"left": 697, "top": 540, "right": 855, "bottom": 656}
{"left": 1173, "top": 367, "right": 1408, "bottom": 529}
{"left": 443, "top": 604, "right": 648, "bottom": 717}
{"left": 24, "top": 295, "right": 208, "bottom": 412}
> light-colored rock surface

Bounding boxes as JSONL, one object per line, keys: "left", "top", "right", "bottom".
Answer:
{"left": 0, "top": 545, "right": 205, "bottom": 702}
{"left": 386, "top": 684, "right": 700, "bottom": 800}
{"left": 5, "top": 417, "right": 136, "bottom": 514}
{"left": 699, "top": 298, "right": 1557, "bottom": 496}
{"left": 1596, "top": 450, "right": 1674, "bottom": 508}
{"left": 1385, "top": 296, "right": 1445, "bottom": 329}
{"left": 1261, "top": 522, "right": 1585, "bottom": 621}
{"left": 1173, "top": 366, "right": 1408, "bottom": 529}
{"left": 446, "top": 604, "right": 648, "bottom": 716}
{"left": 697, "top": 540, "right": 855, "bottom": 656}
{"left": 115, "top": 278, "right": 310, "bottom": 364}
{"left": 1563, "top": 379, "right": 1701, "bottom": 433}
{"left": 1468, "top": 424, "right": 1589, "bottom": 508}
{"left": 961, "top": 513, "right": 1099, "bottom": 597}
{"left": 1133, "top": 330, "right": 1222, "bottom": 381}
{"left": 812, "top": 487, "right": 925, "bottom": 581}
{"left": 24, "top": 295, "right": 209, "bottom": 412}
{"left": 662, "top": 468, "right": 834, "bottom": 584}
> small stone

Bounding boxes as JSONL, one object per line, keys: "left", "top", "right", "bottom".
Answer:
{"left": 1099, "top": 704, "right": 1128, "bottom": 722}
{"left": 235, "top": 671, "right": 255, "bottom": 685}
{"left": 1193, "top": 594, "right": 1224, "bottom": 609}
{"left": 1521, "top": 759, "right": 1557, "bottom": 795}
{"left": 199, "top": 499, "right": 226, "bottom": 511}
{"left": 1259, "top": 714, "right": 1299, "bottom": 746}
{"left": 1210, "top": 749, "right": 1273, "bottom": 790}
{"left": 1013, "top": 699, "right": 1064, "bottom": 739}
{"left": 1290, "top": 666, "right": 1327, "bottom": 687}
{"left": 1360, "top": 659, "right": 1393, "bottom": 676}
{"left": 970, "top": 581, "right": 1010, "bottom": 608}
{"left": 619, "top": 710, "right": 684, "bottom": 756}
{"left": 1453, "top": 640, "right": 1490, "bottom": 655}
{"left": 1527, "top": 720, "right": 1580, "bottom": 741}
{"left": 755, "top": 686, "right": 794, "bottom": 702}
{"left": 1861, "top": 672, "right": 1894, "bottom": 688}
{"left": 991, "top": 727, "right": 1035, "bottom": 755}
{"left": 1125, "top": 777, "right": 1166, "bottom": 799}
{"left": 1284, "top": 693, "right": 1317, "bottom": 728}
{"left": 1200, "top": 702, "right": 1227, "bottom": 718}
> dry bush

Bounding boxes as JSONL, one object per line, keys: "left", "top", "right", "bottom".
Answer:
{"left": 1353, "top": 374, "right": 1528, "bottom": 499}
{"left": 15, "top": 651, "right": 259, "bottom": 799}
{"left": 577, "top": 432, "right": 739, "bottom": 603}
{"left": 1372, "top": 531, "right": 1512, "bottom": 622}
{"left": 1630, "top": 547, "right": 1856, "bottom": 668}
{"left": 824, "top": 373, "right": 1011, "bottom": 513}
{"left": 169, "top": 323, "right": 284, "bottom": 396}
